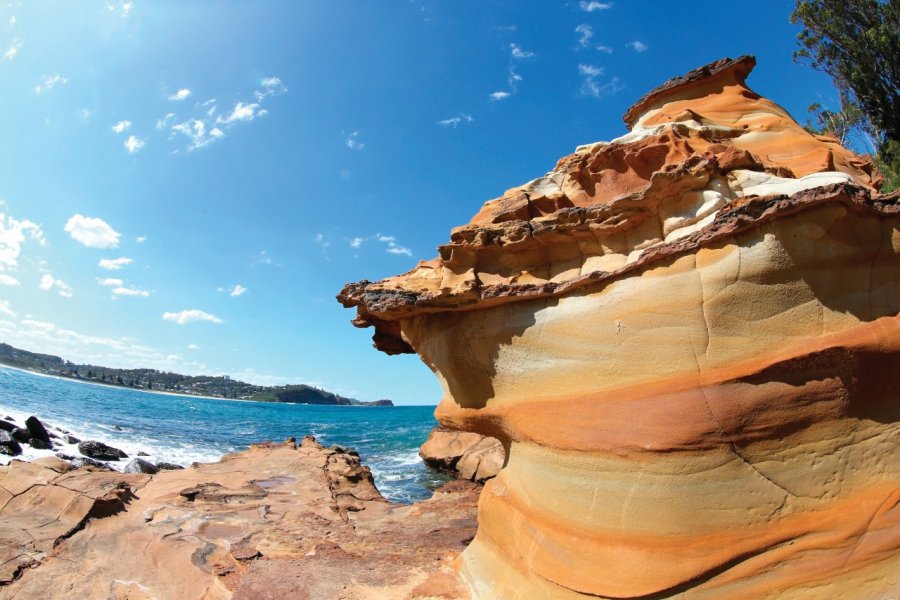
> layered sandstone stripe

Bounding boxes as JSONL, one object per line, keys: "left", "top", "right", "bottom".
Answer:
{"left": 339, "top": 56, "right": 900, "bottom": 599}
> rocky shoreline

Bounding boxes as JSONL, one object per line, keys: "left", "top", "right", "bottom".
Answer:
{"left": 0, "top": 413, "right": 186, "bottom": 474}
{"left": 0, "top": 433, "right": 480, "bottom": 599}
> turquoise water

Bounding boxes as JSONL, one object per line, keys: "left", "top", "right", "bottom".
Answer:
{"left": 0, "top": 366, "right": 448, "bottom": 503}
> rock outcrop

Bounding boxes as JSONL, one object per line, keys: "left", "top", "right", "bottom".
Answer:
{"left": 339, "top": 56, "right": 900, "bottom": 599}
{"left": 0, "top": 437, "right": 479, "bottom": 599}
{"left": 420, "top": 426, "right": 504, "bottom": 483}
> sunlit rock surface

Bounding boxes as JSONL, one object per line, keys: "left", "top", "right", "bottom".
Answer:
{"left": 0, "top": 438, "right": 479, "bottom": 600}
{"left": 339, "top": 56, "right": 900, "bottom": 599}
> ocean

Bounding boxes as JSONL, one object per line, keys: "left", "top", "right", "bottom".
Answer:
{"left": 0, "top": 366, "right": 449, "bottom": 503}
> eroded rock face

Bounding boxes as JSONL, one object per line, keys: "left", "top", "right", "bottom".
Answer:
{"left": 0, "top": 440, "right": 479, "bottom": 599}
{"left": 339, "top": 56, "right": 900, "bottom": 599}
{"left": 420, "top": 426, "right": 504, "bottom": 483}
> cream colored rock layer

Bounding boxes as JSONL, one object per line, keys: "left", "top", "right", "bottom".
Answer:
{"left": 400, "top": 205, "right": 900, "bottom": 599}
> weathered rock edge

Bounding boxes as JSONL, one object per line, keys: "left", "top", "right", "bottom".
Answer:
{"left": 0, "top": 437, "right": 479, "bottom": 599}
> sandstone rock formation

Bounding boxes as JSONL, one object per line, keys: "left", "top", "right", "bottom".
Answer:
{"left": 339, "top": 56, "right": 900, "bottom": 599}
{"left": 0, "top": 437, "right": 479, "bottom": 599}
{"left": 420, "top": 426, "right": 504, "bottom": 482}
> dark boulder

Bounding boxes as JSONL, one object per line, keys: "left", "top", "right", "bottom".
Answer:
{"left": 137, "top": 451, "right": 149, "bottom": 457}
{"left": 64, "top": 434, "right": 81, "bottom": 444}
{"left": 69, "top": 456, "right": 114, "bottom": 470}
{"left": 156, "top": 462, "right": 185, "bottom": 470}
{"left": 78, "top": 440, "right": 128, "bottom": 461}
{"left": 0, "top": 430, "right": 22, "bottom": 456}
{"left": 0, "top": 419, "right": 15, "bottom": 432}
{"left": 124, "top": 458, "right": 159, "bottom": 474}
{"left": 25, "top": 416, "right": 52, "bottom": 445}
{"left": 11, "top": 428, "right": 30, "bottom": 444}
{"left": 28, "top": 438, "right": 51, "bottom": 450}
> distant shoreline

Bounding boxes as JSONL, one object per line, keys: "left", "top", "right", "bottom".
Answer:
{"left": 0, "top": 364, "right": 228, "bottom": 403}
{"left": 0, "top": 364, "right": 431, "bottom": 407}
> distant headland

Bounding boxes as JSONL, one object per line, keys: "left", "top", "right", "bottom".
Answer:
{"left": 0, "top": 342, "right": 393, "bottom": 406}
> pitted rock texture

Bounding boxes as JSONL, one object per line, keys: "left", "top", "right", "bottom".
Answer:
{"left": 0, "top": 439, "right": 479, "bottom": 599}
{"left": 339, "top": 57, "right": 900, "bottom": 599}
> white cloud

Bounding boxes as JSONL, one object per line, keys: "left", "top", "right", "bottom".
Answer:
{"left": 509, "top": 43, "right": 534, "bottom": 59}
{"left": 64, "top": 214, "right": 120, "bottom": 248}
{"left": 171, "top": 118, "right": 221, "bottom": 150}
{"left": 221, "top": 102, "right": 261, "bottom": 124}
{"left": 33, "top": 74, "right": 69, "bottom": 95}
{"left": 187, "top": 343, "right": 199, "bottom": 350}
{"left": 98, "top": 277, "right": 123, "bottom": 287}
{"left": 255, "top": 76, "right": 287, "bottom": 100}
{"left": 575, "top": 24, "right": 593, "bottom": 48}
{"left": 578, "top": 64, "right": 624, "bottom": 98}
{"left": 1, "top": 209, "right": 45, "bottom": 282}
{"left": 437, "top": 114, "right": 473, "bottom": 128}
{"left": 229, "top": 284, "right": 247, "bottom": 297}
{"left": 350, "top": 234, "right": 414, "bottom": 258}
{"left": 596, "top": 44, "right": 613, "bottom": 54}
{"left": 168, "top": 88, "right": 191, "bottom": 101}
{"left": 98, "top": 256, "right": 133, "bottom": 270}
{"left": 112, "top": 119, "right": 132, "bottom": 134}
{"left": 628, "top": 40, "right": 648, "bottom": 52}
{"left": 78, "top": 108, "right": 93, "bottom": 122}
{"left": 162, "top": 309, "right": 223, "bottom": 325}
{"left": 579, "top": 1, "right": 613, "bottom": 11}
{"left": 0, "top": 300, "right": 15, "bottom": 317}
{"left": 314, "top": 233, "right": 330, "bottom": 250}
{"left": 112, "top": 286, "right": 149, "bottom": 297}
{"left": 345, "top": 131, "right": 364, "bottom": 150}
{"left": 9, "top": 16, "right": 16, "bottom": 26}
{"left": 39, "top": 273, "right": 73, "bottom": 298}
{"left": 136, "top": 236, "right": 146, "bottom": 243}
{"left": 155, "top": 113, "right": 175, "bottom": 130}
{"left": 490, "top": 91, "right": 511, "bottom": 101}
{"left": 124, "top": 135, "right": 144, "bottom": 154}
{"left": 3, "top": 39, "right": 20, "bottom": 61}
{"left": 22, "top": 318, "right": 55, "bottom": 332}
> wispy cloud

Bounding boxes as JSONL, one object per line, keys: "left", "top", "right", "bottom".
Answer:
{"left": 1, "top": 208, "right": 45, "bottom": 284}
{"left": 22, "top": 318, "right": 55, "bottom": 332}
{"left": 3, "top": 39, "right": 21, "bottom": 61}
{"left": 98, "top": 256, "right": 133, "bottom": 270}
{"left": 575, "top": 24, "right": 593, "bottom": 48}
{"left": 349, "top": 234, "right": 414, "bottom": 258}
{"left": 164, "top": 77, "right": 285, "bottom": 152}
{"left": 33, "top": 74, "right": 69, "bottom": 95}
{"left": 578, "top": 64, "right": 623, "bottom": 98}
{"left": 345, "top": 131, "right": 364, "bottom": 150}
{"left": 168, "top": 88, "right": 191, "bottom": 101}
{"left": 98, "top": 277, "right": 123, "bottom": 287}
{"left": 229, "top": 284, "right": 247, "bottom": 297}
{"left": 39, "top": 273, "right": 73, "bottom": 298}
{"left": 111, "top": 120, "right": 132, "bottom": 134}
{"left": 162, "top": 309, "right": 223, "bottom": 325}
{"left": 106, "top": 1, "right": 133, "bottom": 17}
{"left": 135, "top": 236, "right": 146, "bottom": 243}
{"left": 579, "top": 1, "right": 613, "bottom": 11}
{"left": 437, "top": 114, "right": 473, "bottom": 128}
{"left": 112, "top": 286, "right": 149, "bottom": 297}
{"left": 628, "top": 40, "right": 648, "bottom": 52}
{"left": 0, "top": 300, "right": 14, "bottom": 317}
{"left": 221, "top": 102, "right": 263, "bottom": 124}
{"left": 124, "top": 135, "right": 144, "bottom": 154}
{"left": 490, "top": 42, "right": 535, "bottom": 101}
{"left": 65, "top": 214, "right": 120, "bottom": 248}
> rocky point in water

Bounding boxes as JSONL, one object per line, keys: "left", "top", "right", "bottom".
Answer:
{"left": 339, "top": 56, "right": 900, "bottom": 599}
{"left": 0, "top": 436, "right": 480, "bottom": 599}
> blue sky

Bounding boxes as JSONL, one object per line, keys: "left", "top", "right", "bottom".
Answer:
{"left": 0, "top": 1, "right": 844, "bottom": 405}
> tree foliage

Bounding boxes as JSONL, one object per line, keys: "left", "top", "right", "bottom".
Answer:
{"left": 791, "top": 0, "right": 900, "bottom": 190}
